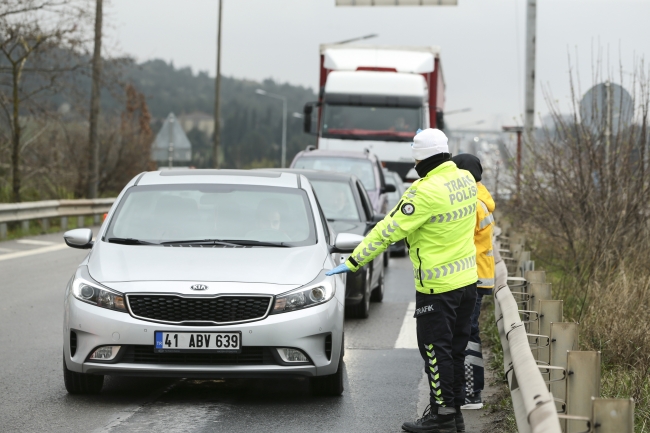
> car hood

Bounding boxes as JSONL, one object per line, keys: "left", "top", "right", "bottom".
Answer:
{"left": 329, "top": 220, "right": 368, "bottom": 236}
{"left": 87, "top": 241, "right": 327, "bottom": 286}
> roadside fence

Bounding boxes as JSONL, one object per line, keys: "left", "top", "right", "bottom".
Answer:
{"left": 493, "top": 219, "right": 635, "bottom": 433}
{"left": 0, "top": 198, "right": 115, "bottom": 239}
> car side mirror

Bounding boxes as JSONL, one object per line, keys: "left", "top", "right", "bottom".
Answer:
{"left": 382, "top": 184, "right": 397, "bottom": 193}
{"left": 370, "top": 213, "right": 385, "bottom": 224}
{"left": 64, "top": 228, "right": 94, "bottom": 249}
{"left": 330, "top": 233, "right": 364, "bottom": 253}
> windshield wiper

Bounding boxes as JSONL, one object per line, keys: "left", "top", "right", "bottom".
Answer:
{"left": 161, "top": 239, "right": 241, "bottom": 247}
{"left": 221, "top": 239, "right": 290, "bottom": 248}
{"left": 107, "top": 237, "right": 157, "bottom": 245}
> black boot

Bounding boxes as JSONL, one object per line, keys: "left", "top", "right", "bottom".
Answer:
{"left": 402, "top": 405, "right": 456, "bottom": 433}
{"left": 455, "top": 406, "right": 465, "bottom": 432}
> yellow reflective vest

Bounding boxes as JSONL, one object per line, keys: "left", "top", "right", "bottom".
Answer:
{"left": 475, "top": 183, "right": 496, "bottom": 290}
{"left": 345, "top": 161, "right": 478, "bottom": 295}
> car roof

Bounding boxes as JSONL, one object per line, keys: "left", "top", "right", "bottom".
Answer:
{"left": 134, "top": 169, "right": 300, "bottom": 188}
{"left": 296, "top": 149, "right": 378, "bottom": 161}
{"left": 260, "top": 168, "right": 358, "bottom": 183}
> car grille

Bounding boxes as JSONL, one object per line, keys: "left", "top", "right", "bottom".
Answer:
{"left": 127, "top": 294, "right": 273, "bottom": 325}
{"left": 117, "top": 345, "right": 278, "bottom": 365}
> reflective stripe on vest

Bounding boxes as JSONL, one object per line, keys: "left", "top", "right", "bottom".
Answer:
{"left": 429, "top": 203, "right": 477, "bottom": 224}
{"left": 416, "top": 254, "right": 476, "bottom": 281}
{"left": 477, "top": 277, "right": 495, "bottom": 287}
{"left": 479, "top": 213, "right": 494, "bottom": 230}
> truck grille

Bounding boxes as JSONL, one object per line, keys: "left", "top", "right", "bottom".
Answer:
{"left": 126, "top": 294, "right": 273, "bottom": 325}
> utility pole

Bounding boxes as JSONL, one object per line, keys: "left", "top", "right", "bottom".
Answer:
{"left": 212, "top": 0, "right": 223, "bottom": 169}
{"left": 524, "top": 0, "right": 537, "bottom": 145}
{"left": 87, "top": 0, "right": 103, "bottom": 198}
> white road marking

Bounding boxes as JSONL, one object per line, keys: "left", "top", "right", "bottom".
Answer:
{"left": 394, "top": 302, "right": 418, "bottom": 349}
{"left": 17, "top": 239, "right": 56, "bottom": 246}
{"left": 0, "top": 243, "right": 67, "bottom": 262}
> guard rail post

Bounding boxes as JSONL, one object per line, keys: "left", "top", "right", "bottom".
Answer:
{"left": 566, "top": 351, "right": 601, "bottom": 433}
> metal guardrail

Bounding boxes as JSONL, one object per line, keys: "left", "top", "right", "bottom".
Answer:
{"left": 0, "top": 198, "right": 115, "bottom": 238}
{"left": 493, "top": 225, "right": 635, "bottom": 433}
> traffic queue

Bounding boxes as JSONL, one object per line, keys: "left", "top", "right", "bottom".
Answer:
{"left": 60, "top": 128, "right": 496, "bottom": 433}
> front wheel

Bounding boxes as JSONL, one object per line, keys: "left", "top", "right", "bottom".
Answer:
{"left": 371, "top": 265, "right": 385, "bottom": 302}
{"left": 346, "top": 268, "right": 371, "bottom": 319}
{"left": 63, "top": 353, "right": 104, "bottom": 394}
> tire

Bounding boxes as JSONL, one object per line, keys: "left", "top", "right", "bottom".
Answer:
{"left": 311, "top": 346, "right": 344, "bottom": 396}
{"left": 63, "top": 353, "right": 104, "bottom": 394}
{"left": 393, "top": 241, "right": 408, "bottom": 257}
{"left": 346, "top": 268, "right": 371, "bottom": 319}
{"left": 370, "top": 266, "right": 385, "bottom": 303}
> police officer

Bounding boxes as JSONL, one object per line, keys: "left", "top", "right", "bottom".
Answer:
{"left": 452, "top": 154, "right": 496, "bottom": 410}
{"left": 327, "top": 128, "right": 478, "bottom": 433}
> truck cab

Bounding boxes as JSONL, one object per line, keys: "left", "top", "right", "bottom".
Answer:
{"left": 304, "top": 44, "right": 445, "bottom": 181}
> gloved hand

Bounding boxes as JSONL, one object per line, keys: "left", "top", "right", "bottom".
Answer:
{"left": 326, "top": 263, "right": 352, "bottom": 276}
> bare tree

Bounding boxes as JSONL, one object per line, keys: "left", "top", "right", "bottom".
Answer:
{"left": 0, "top": 0, "right": 92, "bottom": 202}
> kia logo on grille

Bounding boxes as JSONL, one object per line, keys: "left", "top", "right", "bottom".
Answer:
{"left": 190, "top": 284, "right": 208, "bottom": 291}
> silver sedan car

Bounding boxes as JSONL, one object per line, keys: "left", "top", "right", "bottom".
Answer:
{"left": 61, "top": 170, "right": 362, "bottom": 396}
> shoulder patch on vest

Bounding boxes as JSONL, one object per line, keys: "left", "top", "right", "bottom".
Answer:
{"left": 401, "top": 202, "right": 415, "bottom": 215}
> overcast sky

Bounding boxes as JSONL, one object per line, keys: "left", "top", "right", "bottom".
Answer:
{"left": 106, "top": 0, "right": 650, "bottom": 130}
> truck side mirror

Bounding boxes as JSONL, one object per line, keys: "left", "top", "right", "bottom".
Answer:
{"left": 303, "top": 102, "right": 320, "bottom": 135}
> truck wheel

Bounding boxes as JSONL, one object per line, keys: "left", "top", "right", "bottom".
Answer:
{"left": 371, "top": 266, "right": 384, "bottom": 302}
{"left": 311, "top": 347, "right": 344, "bottom": 396}
{"left": 63, "top": 353, "right": 104, "bottom": 394}
{"left": 346, "top": 268, "right": 371, "bottom": 319}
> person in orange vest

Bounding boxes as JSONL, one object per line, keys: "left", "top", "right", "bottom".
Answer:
{"left": 451, "top": 154, "right": 495, "bottom": 410}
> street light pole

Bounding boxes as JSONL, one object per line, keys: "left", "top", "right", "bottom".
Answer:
{"left": 213, "top": 0, "right": 223, "bottom": 169}
{"left": 255, "top": 89, "right": 288, "bottom": 168}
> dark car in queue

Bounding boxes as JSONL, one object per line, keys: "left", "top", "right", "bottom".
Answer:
{"left": 383, "top": 169, "right": 408, "bottom": 257}
{"left": 290, "top": 149, "right": 396, "bottom": 271}
{"left": 263, "top": 169, "right": 386, "bottom": 319}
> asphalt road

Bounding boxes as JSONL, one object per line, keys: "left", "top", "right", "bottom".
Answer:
{"left": 0, "top": 231, "right": 492, "bottom": 433}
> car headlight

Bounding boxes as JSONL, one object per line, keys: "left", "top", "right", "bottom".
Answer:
{"left": 71, "top": 266, "right": 127, "bottom": 313}
{"left": 271, "top": 276, "right": 335, "bottom": 314}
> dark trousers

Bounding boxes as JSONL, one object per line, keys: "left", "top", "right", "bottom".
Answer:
{"left": 464, "top": 293, "right": 484, "bottom": 397}
{"left": 415, "top": 283, "right": 477, "bottom": 409}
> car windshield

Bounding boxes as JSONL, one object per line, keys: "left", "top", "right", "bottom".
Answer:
{"left": 310, "top": 180, "right": 360, "bottom": 221}
{"left": 105, "top": 184, "right": 316, "bottom": 246}
{"left": 321, "top": 104, "right": 421, "bottom": 142}
{"left": 293, "top": 157, "right": 376, "bottom": 191}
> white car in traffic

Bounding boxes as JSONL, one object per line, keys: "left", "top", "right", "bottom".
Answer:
{"left": 62, "top": 170, "right": 362, "bottom": 396}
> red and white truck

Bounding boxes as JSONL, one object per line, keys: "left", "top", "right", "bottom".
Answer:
{"left": 303, "top": 44, "right": 445, "bottom": 180}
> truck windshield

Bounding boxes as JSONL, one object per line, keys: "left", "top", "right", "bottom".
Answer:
{"left": 321, "top": 104, "right": 421, "bottom": 142}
